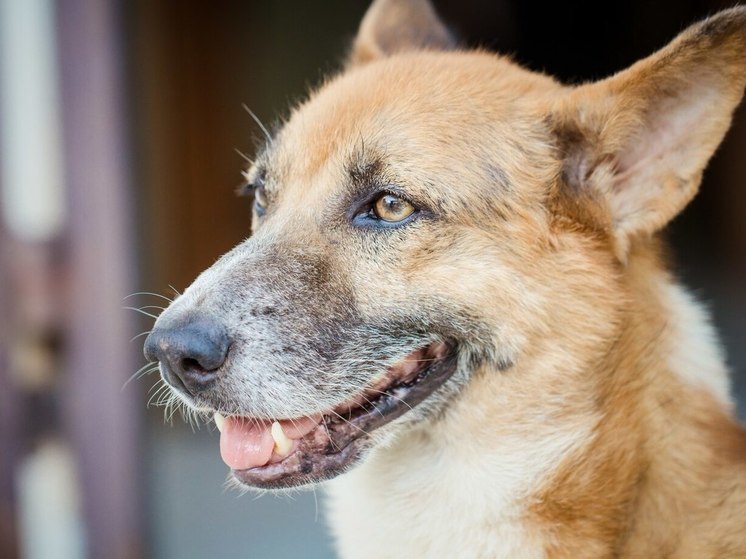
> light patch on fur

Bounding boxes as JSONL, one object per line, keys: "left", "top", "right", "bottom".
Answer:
{"left": 327, "top": 411, "right": 594, "bottom": 559}
{"left": 658, "top": 278, "right": 731, "bottom": 407}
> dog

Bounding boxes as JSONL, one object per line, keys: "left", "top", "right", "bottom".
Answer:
{"left": 144, "top": 0, "right": 746, "bottom": 556}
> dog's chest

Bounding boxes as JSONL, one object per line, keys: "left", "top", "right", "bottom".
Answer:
{"left": 326, "top": 435, "right": 550, "bottom": 559}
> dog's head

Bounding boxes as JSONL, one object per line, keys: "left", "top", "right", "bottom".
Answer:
{"left": 144, "top": 0, "right": 746, "bottom": 490}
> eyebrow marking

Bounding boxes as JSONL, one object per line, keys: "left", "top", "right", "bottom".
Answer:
{"left": 347, "top": 153, "right": 386, "bottom": 188}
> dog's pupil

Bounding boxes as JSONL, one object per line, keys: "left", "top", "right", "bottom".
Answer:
{"left": 375, "top": 194, "right": 412, "bottom": 221}
{"left": 383, "top": 196, "right": 399, "bottom": 211}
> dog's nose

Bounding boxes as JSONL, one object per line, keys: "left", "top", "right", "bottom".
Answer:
{"left": 144, "top": 317, "right": 230, "bottom": 395}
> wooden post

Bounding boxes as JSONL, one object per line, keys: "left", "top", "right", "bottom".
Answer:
{"left": 0, "top": 231, "right": 20, "bottom": 559}
{"left": 56, "top": 0, "right": 142, "bottom": 557}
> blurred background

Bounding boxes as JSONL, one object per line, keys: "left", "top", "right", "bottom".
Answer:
{"left": 0, "top": 0, "right": 744, "bottom": 557}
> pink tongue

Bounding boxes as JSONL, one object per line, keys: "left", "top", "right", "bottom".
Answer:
{"left": 218, "top": 415, "right": 322, "bottom": 471}
{"left": 219, "top": 417, "right": 275, "bottom": 471}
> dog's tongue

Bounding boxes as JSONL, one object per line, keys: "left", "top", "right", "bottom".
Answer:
{"left": 218, "top": 415, "right": 321, "bottom": 470}
{"left": 219, "top": 417, "right": 275, "bottom": 470}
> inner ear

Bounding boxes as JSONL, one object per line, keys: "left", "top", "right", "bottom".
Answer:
{"left": 348, "top": 0, "right": 456, "bottom": 66}
{"left": 551, "top": 7, "right": 746, "bottom": 260}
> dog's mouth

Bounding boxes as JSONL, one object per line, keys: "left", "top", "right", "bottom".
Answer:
{"left": 215, "top": 340, "right": 457, "bottom": 489}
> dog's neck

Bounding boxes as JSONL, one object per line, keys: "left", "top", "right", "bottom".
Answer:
{"left": 327, "top": 249, "right": 743, "bottom": 558}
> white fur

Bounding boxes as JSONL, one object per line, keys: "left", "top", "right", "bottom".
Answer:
{"left": 326, "top": 408, "right": 593, "bottom": 558}
{"left": 658, "top": 278, "right": 731, "bottom": 406}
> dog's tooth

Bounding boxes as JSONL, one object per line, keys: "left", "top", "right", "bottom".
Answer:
{"left": 214, "top": 412, "right": 226, "bottom": 433}
{"left": 271, "top": 421, "right": 293, "bottom": 456}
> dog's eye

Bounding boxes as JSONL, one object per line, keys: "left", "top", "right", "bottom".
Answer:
{"left": 351, "top": 191, "right": 421, "bottom": 229}
{"left": 237, "top": 169, "right": 269, "bottom": 217}
{"left": 254, "top": 186, "right": 268, "bottom": 216}
{"left": 372, "top": 194, "right": 415, "bottom": 222}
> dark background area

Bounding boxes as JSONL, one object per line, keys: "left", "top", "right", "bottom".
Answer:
{"left": 1, "top": 1, "right": 743, "bottom": 557}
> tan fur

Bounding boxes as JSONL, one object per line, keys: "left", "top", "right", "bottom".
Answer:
{"left": 313, "top": 2, "right": 746, "bottom": 557}
{"left": 154, "top": 1, "right": 746, "bottom": 556}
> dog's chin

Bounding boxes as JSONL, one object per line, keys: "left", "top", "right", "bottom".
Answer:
{"left": 213, "top": 340, "right": 459, "bottom": 491}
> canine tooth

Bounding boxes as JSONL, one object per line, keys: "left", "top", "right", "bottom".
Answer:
{"left": 271, "top": 421, "right": 293, "bottom": 456}
{"left": 214, "top": 412, "right": 226, "bottom": 433}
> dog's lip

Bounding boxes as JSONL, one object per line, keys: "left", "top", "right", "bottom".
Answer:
{"left": 225, "top": 340, "right": 458, "bottom": 489}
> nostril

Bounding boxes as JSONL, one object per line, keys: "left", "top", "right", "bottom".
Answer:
{"left": 181, "top": 357, "right": 210, "bottom": 375}
{"left": 182, "top": 357, "right": 200, "bottom": 370}
{"left": 144, "top": 315, "right": 231, "bottom": 394}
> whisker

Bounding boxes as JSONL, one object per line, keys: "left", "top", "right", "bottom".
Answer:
{"left": 312, "top": 485, "right": 319, "bottom": 522}
{"left": 147, "top": 381, "right": 170, "bottom": 407}
{"left": 138, "top": 304, "right": 167, "bottom": 312}
{"left": 122, "top": 306, "right": 159, "bottom": 319}
{"left": 358, "top": 394, "right": 388, "bottom": 419}
{"left": 328, "top": 409, "right": 369, "bottom": 439}
{"left": 242, "top": 104, "right": 273, "bottom": 144}
{"left": 320, "top": 415, "right": 339, "bottom": 452}
{"left": 364, "top": 388, "right": 414, "bottom": 413}
{"left": 147, "top": 379, "right": 168, "bottom": 394}
{"left": 123, "top": 291, "right": 174, "bottom": 303}
{"left": 129, "top": 330, "right": 152, "bottom": 343}
{"left": 122, "top": 362, "right": 159, "bottom": 390}
{"left": 235, "top": 148, "right": 254, "bottom": 165}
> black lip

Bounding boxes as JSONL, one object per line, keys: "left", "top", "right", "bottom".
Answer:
{"left": 231, "top": 347, "right": 458, "bottom": 489}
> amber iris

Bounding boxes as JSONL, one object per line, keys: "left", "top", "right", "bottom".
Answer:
{"left": 373, "top": 193, "right": 415, "bottom": 222}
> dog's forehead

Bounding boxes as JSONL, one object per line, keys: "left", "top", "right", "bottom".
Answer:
{"left": 264, "top": 51, "right": 561, "bottom": 202}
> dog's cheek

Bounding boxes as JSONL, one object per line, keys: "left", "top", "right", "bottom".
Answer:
{"left": 387, "top": 233, "right": 609, "bottom": 374}
{"left": 343, "top": 227, "right": 542, "bottom": 365}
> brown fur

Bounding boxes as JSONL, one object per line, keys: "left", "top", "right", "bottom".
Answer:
{"left": 330, "top": 2, "right": 746, "bottom": 556}
{"left": 531, "top": 243, "right": 746, "bottom": 557}
{"left": 150, "top": 1, "right": 746, "bottom": 556}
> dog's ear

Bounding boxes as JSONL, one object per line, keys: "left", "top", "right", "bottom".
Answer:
{"left": 551, "top": 7, "right": 746, "bottom": 260}
{"left": 348, "top": 0, "right": 456, "bottom": 66}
